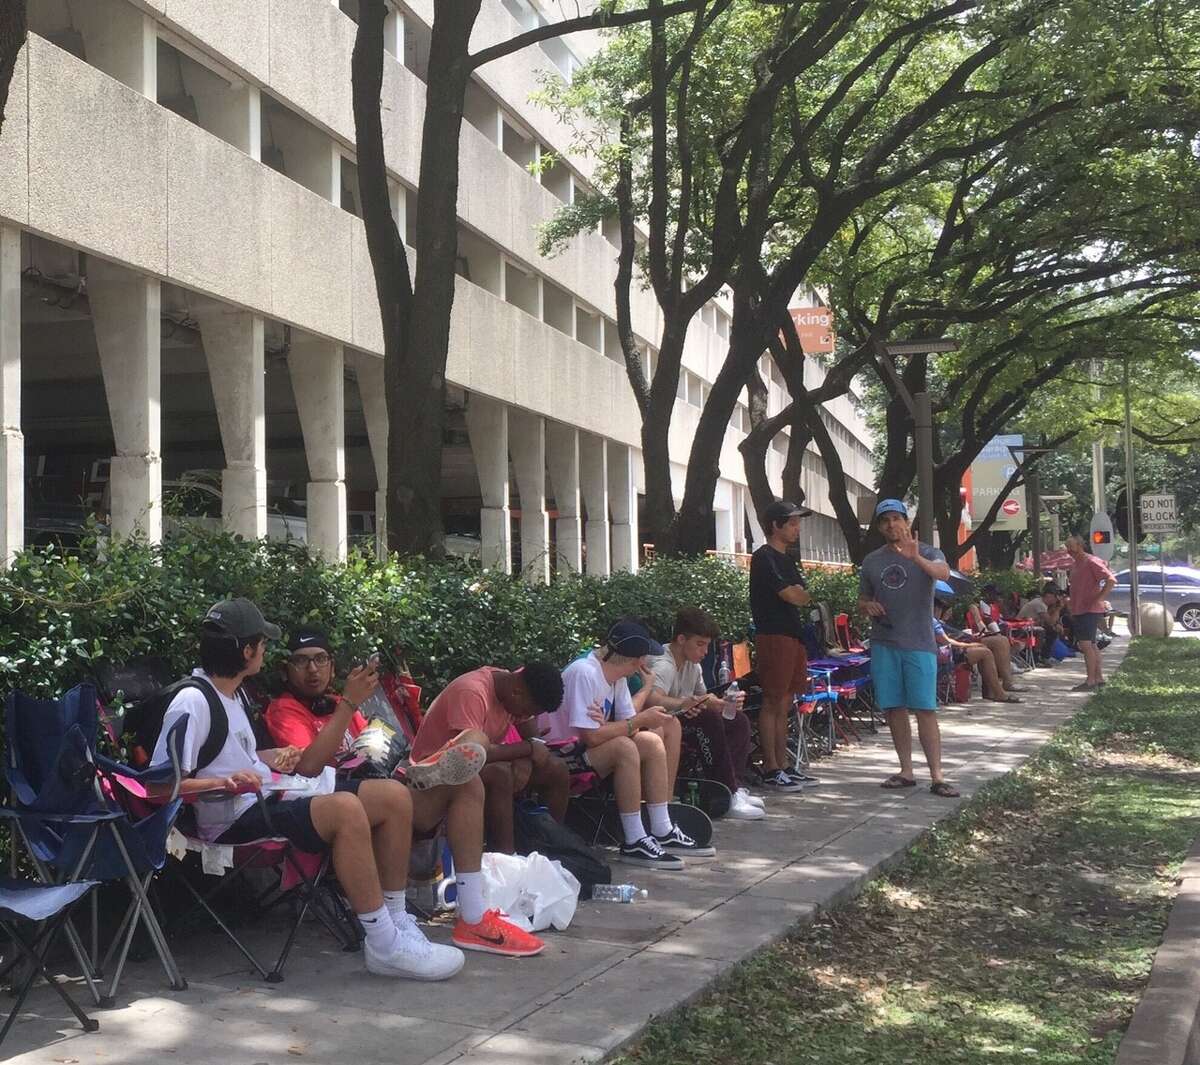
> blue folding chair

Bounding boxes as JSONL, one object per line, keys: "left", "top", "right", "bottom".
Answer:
{"left": 0, "top": 878, "right": 100, "bottom": 1048}
{"left": 0, "top": 684, "right": 189, "bottom": 1004}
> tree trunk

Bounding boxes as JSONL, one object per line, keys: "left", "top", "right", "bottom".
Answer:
{"left": 0, "top": 1, "right": 25, "bottom": 134}
{"left": 385, "top": 4, "right": 481, "bottom": 556}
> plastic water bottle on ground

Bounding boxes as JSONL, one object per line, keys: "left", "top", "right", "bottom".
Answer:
{"left": 722, "top": 680, "right": 740, "bottom": 721}
{"left": 592, "top": 884, "right": 648, "bottom": 903}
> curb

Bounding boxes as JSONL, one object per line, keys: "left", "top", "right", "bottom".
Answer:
{"left": 1116, "top": 836, "right": 1200, "bottom": 1065}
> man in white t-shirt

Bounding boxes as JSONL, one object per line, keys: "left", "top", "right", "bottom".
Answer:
{"left": 1017, "top": 586, "right": 1063, "bottom": 662}
{"left": 148, "top": 598, "right": 463, "bottom": 982}
{"left": 540, "top": 620, "right": 715, "bottom": 869}
{"left": 645, "top": 607, "right": 763, "bottom": 820}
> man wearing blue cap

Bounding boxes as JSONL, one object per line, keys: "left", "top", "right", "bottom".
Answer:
{"left": 858, "top": 501, "right": 960, "bottom": 798}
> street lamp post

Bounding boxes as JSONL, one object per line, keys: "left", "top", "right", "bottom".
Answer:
{"left": 873, "top": 338, "right": 960, "bottom": 544}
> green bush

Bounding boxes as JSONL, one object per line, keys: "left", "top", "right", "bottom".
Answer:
{"left": 0, "top": 533, "right": 752, "bottom": 702}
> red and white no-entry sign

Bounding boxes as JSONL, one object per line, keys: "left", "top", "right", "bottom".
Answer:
{"left": 1001, "top": 498, "right": 1021, "bottom": 517}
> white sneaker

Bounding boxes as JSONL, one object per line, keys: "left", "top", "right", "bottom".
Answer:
{"left": 735, "top": 787, "right": 765, "bottom": 810}
{"left": 727, "top": 791, "right": 765, "bottom": 820}
{"left": 365, "top": 918, "right": 465, "bottom": 981}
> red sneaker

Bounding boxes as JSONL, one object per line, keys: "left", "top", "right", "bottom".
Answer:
{"left": 452, "top": 909, "right": 545, "bottom": 957}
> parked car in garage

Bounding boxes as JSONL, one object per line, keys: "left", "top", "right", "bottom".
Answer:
{"left": 1108, "top": 566, "right": 1200, "bottom": 630}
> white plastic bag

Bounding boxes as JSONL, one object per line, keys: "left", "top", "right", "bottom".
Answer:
{"left": 480, "top": 851, "right": 580, "bottom": 932}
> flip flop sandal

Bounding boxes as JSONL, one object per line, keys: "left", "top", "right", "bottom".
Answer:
{"left": 880, "top": 774, "right": 917, "bottom": 789}
{"left": 404, "top": 741, "right": 487, "bottom": 791}
{"left": 930, "top": 781, "right": 960, "bottom": 798}
{"left": 988, "top": 695, "right": 1021, "bottom": 704}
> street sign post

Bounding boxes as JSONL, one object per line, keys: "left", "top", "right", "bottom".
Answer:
{"left": 1140, "top": 493, "right": 1178, "bottom": 638}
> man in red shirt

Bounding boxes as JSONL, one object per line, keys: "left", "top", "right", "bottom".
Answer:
{"left": 411, "top": 663, "right": 569, "bottom": 854}
{"left": 265, "top": 628, "right": 545, "bottom": 959}
{"left": 1065, "top": 534, "right": 1117, "bottom": 691}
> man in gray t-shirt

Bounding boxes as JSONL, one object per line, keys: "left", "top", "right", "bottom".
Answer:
{"left": 857, "top": 500, "right": 959, "bottom": 799}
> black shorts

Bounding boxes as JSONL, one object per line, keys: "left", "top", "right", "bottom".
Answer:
{"left": 215, "top": 779, "right": 361, "bottom": 855}
{"left": 1073, "top": 612, "right": 1103, "bottom": 644}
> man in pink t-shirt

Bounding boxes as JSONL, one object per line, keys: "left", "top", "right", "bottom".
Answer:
{"left": 1065, "top": 534, "right": 1116, "bottom": 691}
{"left": 412, "top": 663, "right": 569, "bottom": 853}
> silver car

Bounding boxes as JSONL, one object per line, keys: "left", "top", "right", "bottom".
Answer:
{"left": 1108, "top": 566, "right": 1200, "bottom": 631}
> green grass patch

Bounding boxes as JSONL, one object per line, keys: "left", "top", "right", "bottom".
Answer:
{"left": 613, "top": 639, "right": 1200, "bottom": 1065}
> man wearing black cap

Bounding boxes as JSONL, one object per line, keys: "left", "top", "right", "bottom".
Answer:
{"left": 749, "top": 500, "right": 818, "bottom": 792}
{"left": 148, "top": 600, "right": 467, "bottom": 980}
{"left": 540, "top": 619, "right": 715, "bottom": 869}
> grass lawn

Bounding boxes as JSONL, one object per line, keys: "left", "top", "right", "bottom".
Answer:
{"left": 613, "top": 638, "right": 1200, "bottom": 1065}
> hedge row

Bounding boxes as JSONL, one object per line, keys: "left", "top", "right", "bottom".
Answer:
{"left": 0, "top": 530, "right": 1033, "bottom": 704}
{"left": 0, "top": 531, "right": 751, "bottom": 700}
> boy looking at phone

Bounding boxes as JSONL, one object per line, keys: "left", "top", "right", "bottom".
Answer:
{"left": 644, "top": 608, "right": 763, "bottom": 820}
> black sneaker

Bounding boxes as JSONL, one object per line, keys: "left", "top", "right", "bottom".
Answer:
{"left": 785, "top": 770, "right": 822, "bottom": 788}
{"left": 655, "top": 824, "right": 716, "bottom": 858}
{"left": 618, "top": 835, "right": 684, "bottom": 870}
{"left": 760, "top": 770, "right": 803, "bottom": 792}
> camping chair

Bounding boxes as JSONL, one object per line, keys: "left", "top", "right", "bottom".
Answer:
{"left": 936, "top": 647, "right": 955, "bottom": 704}
{"left": 0, "top": 878, "right": 100, "bottom": 1049}
{"left": 0, "top": 684, "right": 187, "bottom": 1005}
{"left": 1006, "top": 619, "right": 1039, "bottom": 670}
{"left": 834, "top": 613, "right": 867, "bottom": 653}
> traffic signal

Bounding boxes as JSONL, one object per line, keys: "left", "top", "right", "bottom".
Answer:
{"left": 1114, "top": 488, "right": 1145, "bottom": 543}
{"left": 1091, "top": 529, "right": 1111, "bottom": 547}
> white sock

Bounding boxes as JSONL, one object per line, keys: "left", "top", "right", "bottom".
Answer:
{"left": 357, "top": 904, "right": 399, "bottom": 954}
{"left": 456, "top": 870, "right": 487, "bottom": 925}
{"left": 619, "top": 811, "right": 647, "bottom": 845}
{"left": 647, "top": 802, "right": 672, "bottom": 837}
{"left": 383, "top": 889, "right": 407, "bottom": 924}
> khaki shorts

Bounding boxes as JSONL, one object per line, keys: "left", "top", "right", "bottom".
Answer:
{"left": 755, "top": 634, "right": 809, "bottom": 699}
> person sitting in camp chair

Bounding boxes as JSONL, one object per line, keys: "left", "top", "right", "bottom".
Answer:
{"left": 147, "top": 600, "right": 467, "bottom": 980}
{"left": 410, "top": 661, "right": 569, "bottom": 855}
{"left": 263, "top": 626, "right": 545, "bottom": 960}
{"left": 541, "top": 620, "right": 715, "bottom": 870}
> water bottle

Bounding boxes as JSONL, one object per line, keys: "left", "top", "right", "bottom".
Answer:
{"left": 591, "top": 884, "right": 648, "bottom": 903}
{"left": 686, "top": 780, "right": 701, "bottom": 807}
{"left": 722, "top": 680, "right": 740, "bottom": 721}
{"left": 718, "top": 661, "right": 731, "bottom": 686}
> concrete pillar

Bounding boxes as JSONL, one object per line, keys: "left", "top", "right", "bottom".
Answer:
{"left": 195, "top": 307, "right": 266, "bottom": 540}
{"left": 546, "top": 422, "right": 582, "bottom": 574}
{"left": 74, "top": 0, "right": 156, "bottom": 96}
{"left": 579, "top": 432, "right": 609, "bottom": 576}
{"left": 348, "top": 350, "right": 389, "bottom": 559}
{"left": 193, "top": 78, "right": 261, "bottom": 158}
{"left": 509, "top": 409, "right": 549, "bottom": 584}
{"left": 89, "top": 258, "right": 162, "bottom": 542}
{"left": 288, "top": 335, "right": 347, "bottom": 561}
{"left": 0, "top": 226, "right": 22, "bottom": 565}
{"left": 465, "top": 395, "right": 511, "bottom": 572}
{"left": 607, "top": 441, "right": 637, "bottom": 573}
{"left": 384, "top": 6, "right": 405, "bottom": 59}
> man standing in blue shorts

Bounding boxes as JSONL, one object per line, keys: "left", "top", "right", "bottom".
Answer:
{"left": 858, "top": 500, "right": 960, "bottom": 798}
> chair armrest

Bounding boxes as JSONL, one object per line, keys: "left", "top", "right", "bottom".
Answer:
{"left": 0, "top": 807, "right": 123, "bottom": 825}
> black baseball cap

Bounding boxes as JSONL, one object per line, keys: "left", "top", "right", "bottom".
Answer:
{"left": 604, "top": 620, "right": 664, "bottom": 658}
{"left": 287, "top": 626, "right": 333, "bottom": 654}
{"left": 762, "top": 499, "right": 814, "bottom": 527}
{"left": 202, "top": 598, "right": 281, "bottom": 641}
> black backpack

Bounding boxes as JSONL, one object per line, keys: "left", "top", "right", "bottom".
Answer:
{"left": 513, "top": 804, "right": 612, "bottom": 900}
{"left": 127, "top": 677, "right": 232, "bottom": 774}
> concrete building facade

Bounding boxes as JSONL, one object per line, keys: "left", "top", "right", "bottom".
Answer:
{"left": 0, "top": 0, "right": 875, "bottom": 574}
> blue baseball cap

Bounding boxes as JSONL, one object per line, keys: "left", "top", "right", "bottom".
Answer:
{"left": 604, "top": 619, "right": 664, "bottom": 658}
{"left": 874, "top": 498, "right": 908, "bottom": 520}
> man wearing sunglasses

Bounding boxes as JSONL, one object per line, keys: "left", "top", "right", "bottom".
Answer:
{"left": 265, "top": 627, "right": 545, "bottom": 960}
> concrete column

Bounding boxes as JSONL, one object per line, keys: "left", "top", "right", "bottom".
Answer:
{"left": 193, "top": 78, "right": 261, "bottom": 158}
{"left": 348, "top": 351, "right": 388, "bottom": 559}
{"left": 74, "top": 0, "right": 156, "bottom": 96}
{"left": 384, "top": 6, "right": 405, "bottom": 59}
{"left": 288, "top": 335, "right": 347, "bottom": 561}
{"left": 509, "top": 409, "right": 549, "bottom": 584}
{"left": 0, "top": 226, "right": 22, "bottom": 565}
{"left": 579, "top": 432, "right": 609, "bottom": 576}
{"left": 195, "top": 307, "right": 266, "bottom": 540}
{"left": 89, "top": 258, "right": 162, "bottom": 542}
{"left": 607, "top": 441, "right": 638, "bottom": 573}
{"left": 465, "top": 395, "right": 511, "bottom": 573}
{"left": 546, "top": 422, "right": 582, "bottom": 574}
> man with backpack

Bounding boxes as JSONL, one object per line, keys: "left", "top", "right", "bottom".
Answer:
{"left": 150, "top": 600, "right": 477, "bottom": 981}
{"left": 263, "top": 626, "right": 545, "bottom": 960}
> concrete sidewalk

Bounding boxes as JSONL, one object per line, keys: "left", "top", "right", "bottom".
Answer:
{"left": 5, "top": 640, "right": 1126, "bottom": 1065}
